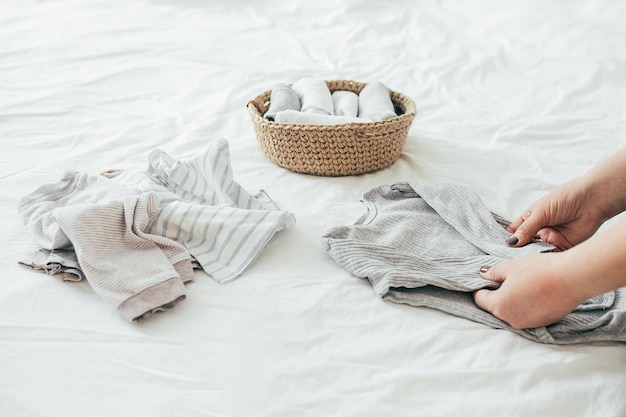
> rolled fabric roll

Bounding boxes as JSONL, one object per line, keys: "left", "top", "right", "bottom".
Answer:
{"left": 264, "top": 83, "right": 301, "bottom": 121}
{"left": 291, "top": 77, "right": 334, "bottom": 115}
{"left": 358, "top": 82, "right": 397, "bottom": 121}
{"left": 331, "top": 90, "right": 359, "bottom": 117}
{"left": 274, "top": 109, "right": 371, "bottom": 125}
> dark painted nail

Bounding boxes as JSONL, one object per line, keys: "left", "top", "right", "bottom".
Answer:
{"left": 479, "top": 266, "right": 491, "bottom": 273}
{"left": 505, "top": 236, "right": 519, "bottom": 245}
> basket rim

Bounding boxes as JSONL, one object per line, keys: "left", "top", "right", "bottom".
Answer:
{"left": 246, "top": 79, "right": 417, "bottom": 131}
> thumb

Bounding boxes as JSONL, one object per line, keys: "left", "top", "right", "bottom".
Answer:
{"left": 479, "top": 265, "right": 505, "bottom": 283}
{"left": 506, "top": 209, "right": 546, "bottom": 247}
{"left": 474, "top": 265, "right": 505, "bottom": 312}
{"left": 473, "top": 288, "right": 496, "bottom": 312}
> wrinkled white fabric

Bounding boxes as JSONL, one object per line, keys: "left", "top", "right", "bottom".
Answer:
{"left": 3, "top": 1, "right": 626, "bottom": 416}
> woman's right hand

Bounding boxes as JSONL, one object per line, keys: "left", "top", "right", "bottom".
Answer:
{"left": 506, "top": 178, "right": 609, "bottom": 251}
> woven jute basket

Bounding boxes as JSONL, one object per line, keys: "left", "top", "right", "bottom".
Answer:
{"left": 247, "top": 80, "right": 416, "bottom": 176}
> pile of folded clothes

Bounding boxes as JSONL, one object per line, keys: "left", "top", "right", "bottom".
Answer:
{"left": 263, "top": 77, "right": 398, "bottom": 125}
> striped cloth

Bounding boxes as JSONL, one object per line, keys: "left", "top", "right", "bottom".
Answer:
{"left": 109, "top": 137, "right": 295, "bottom": 284}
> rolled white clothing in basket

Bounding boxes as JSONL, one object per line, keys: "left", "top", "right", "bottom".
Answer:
{"left": 291, "top": 77, "right": 334, "bottom": 115}
{"left": 275, "top": 109, "right": 371, "bottom": 125}
{"left": 263, "top": 83, "right": 301, "bottom": 121}
{"left": 332, "top": 90, "right": 359, "bottom": 117}
{"left": 358, "top": 81, "right": 397, "bottom": 121}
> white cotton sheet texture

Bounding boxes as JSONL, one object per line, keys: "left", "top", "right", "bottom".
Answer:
{"left": 3, "top": 1, "right": 626, "bottom": 416}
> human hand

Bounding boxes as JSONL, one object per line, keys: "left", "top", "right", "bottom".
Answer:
{"left": 472, "top": 253, "right": 587, "bottom": 329}
{"left": 506, "top": 179, "right": 608, "bottom": 251}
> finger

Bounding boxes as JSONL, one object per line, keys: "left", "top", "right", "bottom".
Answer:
{"left": 506, "top": 209, "right": 546, "bottom": 247}
{"left": 479, "top": 265, "right": 505, "bottom": 283}
{"left": 535, "top": 227, "right": 573, "bottom": 251}
{"left": 506, "top": 214, "right": 526, "bottom": 234}
{"left": 473, "top": 289, "right": 495, "bottom": 312}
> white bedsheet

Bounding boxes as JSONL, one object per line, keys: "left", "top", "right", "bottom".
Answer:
{"left": 1, "top": 1, "right": 625, "bottom": 416}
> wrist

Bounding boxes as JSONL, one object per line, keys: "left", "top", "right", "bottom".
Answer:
{"left": 575, "top": 175, "right": 617, "bottom": 226}
{"left": 557, "top": 220, "right": 626, "bottom": 301}
{"left": 580, "top": 152, "right": 626, "bottom": 219}
{"left": 549, "top": 251, "right": 595, "bottom": 307}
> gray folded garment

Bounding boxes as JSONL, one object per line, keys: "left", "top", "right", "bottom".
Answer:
{"left": 263, "top": 83, "right": 301, "bottom": 121}
{"left": 322, "top": 181, "right": 626, "bottom": 344}
{"left": 357, "top": 81, "right": 397, "bottom": 121}
{"left": 291, "top": 77, "right": 334, "bottom": 115}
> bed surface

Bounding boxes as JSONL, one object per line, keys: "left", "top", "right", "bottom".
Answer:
{"left": 1, "top": 1, "right": 625, "bottom": 416}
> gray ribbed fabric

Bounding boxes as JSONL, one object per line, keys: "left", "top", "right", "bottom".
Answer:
{"left": 322, "top": 182, "right": 626, "bottom": 344}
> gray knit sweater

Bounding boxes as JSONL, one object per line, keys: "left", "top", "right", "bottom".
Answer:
{"left": 322, "top": 182, "right": 626, "bottom": 344}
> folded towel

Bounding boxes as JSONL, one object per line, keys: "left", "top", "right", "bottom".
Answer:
{"left": 275, "top": 109, "right": 371, "bottom": 125}
{"left": 264, "top": 83, "right": 301, "bottom": 121}
{"left": 291, "top": 77, "right": 334, "bottom": 115}
{"left": 358, "top": 82, "right": 397, "bottom": 121}
{"left": 331, "top": 90, "right": 359, "bottom": 117}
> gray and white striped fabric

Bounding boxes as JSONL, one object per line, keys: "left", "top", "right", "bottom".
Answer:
{"left": 322, "top": 182, "right": 626, "bottom": 344}
{"left": 109, "top": 137, "right": 295, "bottom": 283}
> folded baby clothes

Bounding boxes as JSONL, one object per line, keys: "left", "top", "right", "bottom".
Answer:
{"left": 274, "top": 109, "right": 370, "bottom": 125}
{"left": 264, "top": 83, "right": 301, "bottom": 121}
{"left": 322, "top": 182, "right": 626, "bottom": 344}
{"left": 18, "top": 172, "right": 193, "bottom": 322}
{"left": 331, "top": 90, "right": 359, "bottom": 117}
{"left": 357, "top": 82, "right": 397, "bottom": 121}
{"left": 291, "top": 77, "right": 334, "bottom": 115}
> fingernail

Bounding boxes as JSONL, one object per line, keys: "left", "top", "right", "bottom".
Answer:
{"left": 505, "top": 236, "right": 519, "bottom": 245}
{"left": 479, "top": 266, "right": 491, "bottom": 273}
